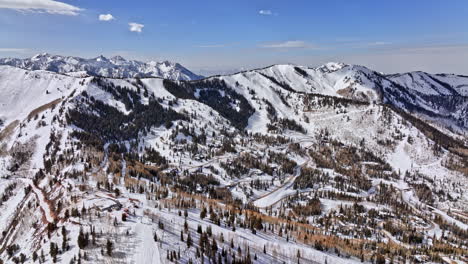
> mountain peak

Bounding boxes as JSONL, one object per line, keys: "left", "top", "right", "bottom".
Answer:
{"left": 318, "top": 62, "right": 348, "bottom": 71}
{"left": 31, "top": 52, "right": 52, "bottom": 60}
{"left": 110, "top": 55, "right": 126, "bottom": 62}
{"left": 94, "top": 55, "right": 109, "bottom": 62}
{"left": 159, "top": 60, "right": 176, "bottom": 67}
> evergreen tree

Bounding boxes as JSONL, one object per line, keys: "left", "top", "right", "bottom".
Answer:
{"left": 211, "top": 237, "right": 218, "bottom": 254}
{"left": 106, "top": 239, "right": 113, "bottom": 256}
{"left": 49, "top": 242, "right": 58, "bottom": 263}
{"left": 200, "top": 207, "right": 207, "bottom": 219}
{"left": 77, "top": 228, "right": 88, "bottom": 249}
{"left": 187, "top": 232, "right": 193, "bottom": 248}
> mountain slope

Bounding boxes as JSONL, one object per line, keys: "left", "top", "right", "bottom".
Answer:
{"left": 0, "top": 63, "right": 466, "bottom": 264}
{"left": 0, "top": 53, "right": 203, "bottom": 80}
{"left": 383, "top": 71, "right": 468, "bottom": 132}
{"left": 207, "top": 63, "right": 468, "bottom": 133}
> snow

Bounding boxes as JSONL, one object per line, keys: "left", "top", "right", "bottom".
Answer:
{"left": 429, "top": 207, "right": 468, "bottom": 230}
{"left": 389, "top": 72, "right": 454, "bottom": 95}
{"left": 134, "top": 223, "right": 161, "bottom": 264}
{"left": 30, "top": 181, "right": 54, "bottom": 223}
{"left": 0, "top": 65, "right": 88, "bottom": 123}
{"left": 141, "top": 78, "right": 177, "bottom": 99}
{"left": 254, "top": 158, "right": 308, "bottom": 208}
{"left": 253, "top": 174, "right": 298, "bottom": 208}
{"left": 0, "top": 180, "right": 26, "bottom": 231}
{"left": 434, "top": 74, "right": 468, "bottom": 96}
{"left": 149, "top": 206, "right": 363, "bottom": 264}
{"left": 388, "top": 139, "right": 412, "bottom": 175}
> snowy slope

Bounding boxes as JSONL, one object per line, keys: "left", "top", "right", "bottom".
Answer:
{"left": 384, "top": 72, "right": 468, "bottom": 131}
{"left": 0, "top": 65, "right": 90, "bottom": 124}
{"left": 245, "top": 63, "right": 382, "bottom": 101}
{"left": 433, "top": 73, "right": 468, "bottom": 96}
{"left": 0, "top": 61, "right": 466, "bottom": 264}
{"left": 387, "top": 71, "right": 465, "bottom": 96}
{"left": 203, "top": 63, "right": 467, "bottom": 132}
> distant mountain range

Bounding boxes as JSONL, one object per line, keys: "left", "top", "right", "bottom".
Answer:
{"left": 0, "top": 53, "right": 203, "bottom": 80}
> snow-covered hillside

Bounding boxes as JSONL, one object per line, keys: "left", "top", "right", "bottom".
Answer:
{"left": 0, "top": 53, "right": 203, "bottom": 80}
{"left": 0, "top": 63, "right": 466, "bottom": 264}
{"left": 0, "top": 66, "right": 91, "bottom": 124}
{"left": 211, "top": 63, "right": 468, "bottom": 132}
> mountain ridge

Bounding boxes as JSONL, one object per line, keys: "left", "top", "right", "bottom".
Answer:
{"left": 193, "top": 62, "right": 467, "bottom": 132}
{"left": 1, "top": 57, "right": 467, "bottom": 133}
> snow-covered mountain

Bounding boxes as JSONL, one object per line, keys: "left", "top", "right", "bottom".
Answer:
{"left": 0, "top": 53, "right": 203, "bottom": 80}
{"left": 202, "top": 62, "right": 467, "bottom": 132}
{"left": 0, "top": 62, "right": 466, "bottom": 264}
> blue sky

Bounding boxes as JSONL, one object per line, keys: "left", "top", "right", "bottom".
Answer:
{"left": 1, "top": 0, "right": 468, "bottom": 75}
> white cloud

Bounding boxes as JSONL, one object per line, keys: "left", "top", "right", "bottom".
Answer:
{"left": 196, "top": 43, "right": 238, "bottom": 48}
{"left": 259, "top": 10, "right": 273, "bottom": 15}
{"left": 99, "top": 14, "right": 114, "bottom": 21}
{"left": 369, "top": 41, "right": 390, "bottom": 46}
{"left": 0, "top": 0, "right": 82, "bottom": 15}
{"left": 260, "top": 40, "right": 311, "bottom": 49}
{"left": 0, "top": 48, "right": 29, "bottom": 53}
{"left": 197, "top": 44, "right": 227, "bottom": 48}
{"left": 129, "top": 22, "right": 144, "bottom": 33}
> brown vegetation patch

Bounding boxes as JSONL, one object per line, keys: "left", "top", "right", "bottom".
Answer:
{"left": 336, "top": 86, "right": 354, "bottom": 98}
{"left": 0, "top": 120, "right": 19, "bottom": 142}
{"left": 0, "top": 120, "right": 19, "bottom": 156}
{"left": 27, "top": 98, "right": 62, "bottom": 121}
